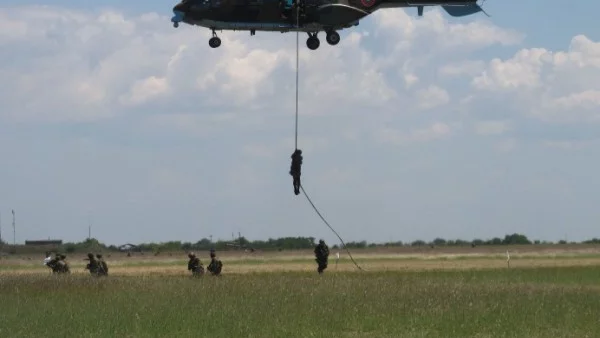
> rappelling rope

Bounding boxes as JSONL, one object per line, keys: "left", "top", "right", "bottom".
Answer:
{"left": 294, "top": 2, "right": 299, "bottom": 150}
{"left": 292, "top": 3, "right": 364, "bottom": 271}
{"left": 300, "top": 185, "right": 366, "bottom": 271}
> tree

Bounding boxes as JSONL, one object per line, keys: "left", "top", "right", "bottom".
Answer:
{"left": 502, "top": 233, "right": 531, "bottom": 245}
{"left": 433, "top": 238, "right": 447, "bottom": 246}
{"left": 411, "top": 240, "right": 426, "bottom": 246}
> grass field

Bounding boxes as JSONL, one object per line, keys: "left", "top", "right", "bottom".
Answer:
{"left": 1, "top": 246, "right": 600, "bottom": 337}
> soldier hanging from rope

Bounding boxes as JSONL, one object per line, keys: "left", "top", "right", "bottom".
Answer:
{"left": 290, "top": 149, "right": 303, "bottom": 195}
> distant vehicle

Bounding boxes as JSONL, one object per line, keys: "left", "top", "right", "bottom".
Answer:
{"left": 118, "top": 244, "right": 141, "bottom": 252}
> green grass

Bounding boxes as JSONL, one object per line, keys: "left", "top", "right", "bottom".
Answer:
{"left": 1, "top": 266, "right": 600, "bottom": 337}
{"left": 4, "top": 252, "right": 600, "bottom": 271}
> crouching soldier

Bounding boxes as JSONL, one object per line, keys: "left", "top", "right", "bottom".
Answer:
{"left": 47, "top": 254, "right": 70, "bottom": 274}
{"left": 187, "top": 253, "right": 204, "bottom": 276}
{"left": 57, "top": 254, "right": 70, "bottom": 273}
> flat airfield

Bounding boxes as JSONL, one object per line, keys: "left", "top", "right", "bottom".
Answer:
{"left": 3, "top": 244, "right": 600, "bottom": 275}
{"left": 1, "top": 245, "right": 600, "bottom": 337}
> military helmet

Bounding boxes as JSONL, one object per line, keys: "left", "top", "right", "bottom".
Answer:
{"left": 96, "top": 254, "right": 102, "bottom": 258}
{"left": 87, "top": 253, "right": 94, "bottom": 258}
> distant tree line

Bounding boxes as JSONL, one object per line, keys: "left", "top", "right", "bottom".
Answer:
{"left": 3, "top": 233, "right": 600, "bottom": 255}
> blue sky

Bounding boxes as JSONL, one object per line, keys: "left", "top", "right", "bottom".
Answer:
{"left": 1, "top": 1, "right": 599, "bottom": 246}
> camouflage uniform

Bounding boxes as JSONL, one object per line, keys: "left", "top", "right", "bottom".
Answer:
{"left": 187, "top": 253, "right": 204, "bottom": 276}
{"left": 207, "top": 251, "right": 223, "bottom": 276}
{"left": 314, "top": 240, "right": 329, "bottom": 274}
{"left": 84, "top": 253, "right": 100, "bottom": 276}
{"left": 54, "top": 254, "right": 70, "bottom": 274}
{"left": 96, "top": 254, "right": 109, "bottom": 276}
{"left": 45, "top": 255, "right": 60, "bottom": 273}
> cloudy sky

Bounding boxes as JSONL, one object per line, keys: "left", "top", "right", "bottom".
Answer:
{"left": 1, "top": 1, "right": 599, "bottom": 246}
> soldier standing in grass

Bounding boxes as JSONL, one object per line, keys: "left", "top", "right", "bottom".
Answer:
{"left": 55, "top": 254, "right": 70, "bottom": 274}
{"left": 46, "top": 253, "right": 61, "bottom": 273}
{"left": 207, "top": 250, "right": 223, "bottom": 276}
{"left": 84, "top": 253, "right": 99, "bottom": 276}
{"left": 96, "top": 254, "right": 109, "bottom": 276}
{"left": 314, "top": 239, "right": 329, "bottom": 274}
{"left": 187, "top": 252, "right": 204, "bottom": 276}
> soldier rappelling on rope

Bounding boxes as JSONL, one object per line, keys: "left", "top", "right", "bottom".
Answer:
{"left": 290, "top": 149, "right": 303, "bottom": 195}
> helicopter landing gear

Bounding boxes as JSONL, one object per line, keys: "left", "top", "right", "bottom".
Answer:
{"left": 209, "top": 29, "right": 221, "bottom": 48}
{"left": 325, "top": 30, "right": 340, "bottom": 45}
{"left": 306, "top": 32, "right": 320, "bottom": 50}
{"left": 171, "top": 11, "right": 184, "bottom": 28}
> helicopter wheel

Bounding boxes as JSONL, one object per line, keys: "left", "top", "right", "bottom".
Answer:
{"left": 209, "top": 37, "right": 221, "bottom": 48}
{"left": 326, "top": 31, "right": 340, "bottom": 45}
{"left": 306, "top": 36, "right": 320, "bottom": 50}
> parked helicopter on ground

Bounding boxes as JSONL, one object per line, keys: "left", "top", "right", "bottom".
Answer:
{"left": 171, "top": 0, "right": 488, "bottom": 49}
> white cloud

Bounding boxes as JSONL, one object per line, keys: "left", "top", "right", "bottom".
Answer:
{"left": 474, "top": 120, "right": 512, "bottom": 135}
{"left": 404, "top": 73, "right": 419, "bottom": 88}
{"left": 376, "top": 122, "right": 453, "bottom": 146}
{"left": 471, "top": 34, "right": 600, "bottom": 123}
{"left": 374, "top": 9, "right": 523, "bottom": 51}
{"left": 0, "top": 6, "right": 527, "bottom": 125}
{"left": 440, "top": 60, "right": 485, "bottom": 77}
{"left": 553, "top": 90, "right": 600, "bottom": 110}
{"left": 120, "top": 76, "right": 168, "bottom": 105}
{"left": 472, "top": 48, "right": 550, "bottom": 90}
{"left": 416, "top": 85, "right": 450, "bottom": 110}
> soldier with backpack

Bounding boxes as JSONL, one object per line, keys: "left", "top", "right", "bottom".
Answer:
{"left": 207, "top": 250, "right": 223, "bottom": 276}
{"left": 84, "top": 253, "right": 100, "bottom": 276}
{"left": 96, "top": 254, "right": 109, "bottom": 276}
{"left": 314, "top": 239, "right": 329, "bottom": 274}
{"left": 187, "top": 252, "right": 204, "bottom": 276}
{"left": 47, "top": 254, "right": 70, "bottom": 274}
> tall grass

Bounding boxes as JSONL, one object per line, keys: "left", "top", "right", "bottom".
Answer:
{"left": 1, "top": 267, "right": 599, "bottom": 337}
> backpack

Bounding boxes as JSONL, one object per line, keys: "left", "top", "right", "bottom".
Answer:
{"left": 210, "top": 259, "right": 223, "bottom": 274}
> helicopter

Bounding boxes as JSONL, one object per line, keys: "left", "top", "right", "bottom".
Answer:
{"left": 171, "top": 0, "right": 488, "bottom": 49}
